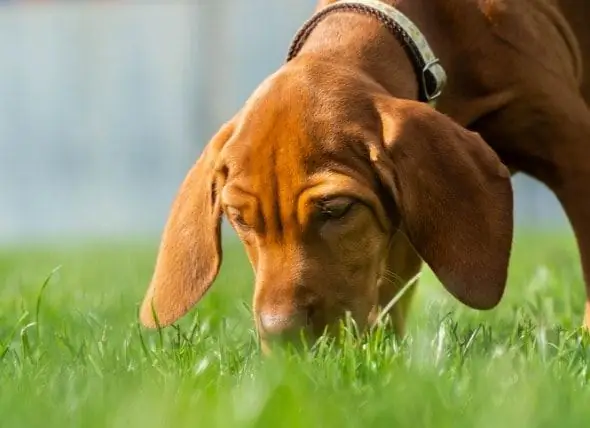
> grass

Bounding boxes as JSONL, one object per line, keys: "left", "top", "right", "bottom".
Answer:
{"left": 1, "top": 229, "right": 590, "bottom": 427}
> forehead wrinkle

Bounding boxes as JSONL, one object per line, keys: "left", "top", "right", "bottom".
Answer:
{"left": 224, "top": 127, "right": 309, "bottom": 241}
{"left": 220, "top": 61, "right": 382, "bottom": 239}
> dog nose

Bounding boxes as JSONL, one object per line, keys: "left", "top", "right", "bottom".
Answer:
{"left": 258, "top": 310, "right": 308, "bottom": 340}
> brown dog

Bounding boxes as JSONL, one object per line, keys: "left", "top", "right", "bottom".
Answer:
{"left": 139, "top": 0, "right": 590, "bottom": 348}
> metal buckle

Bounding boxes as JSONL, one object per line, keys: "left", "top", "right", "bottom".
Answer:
{"left": 421, "top": 58, "right": 445, "bottom": 104}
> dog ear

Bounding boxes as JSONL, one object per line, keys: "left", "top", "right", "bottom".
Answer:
{"left": 370, "top": 97, "right": 514, "bottom": 310}
{"left": 140, "top": 119, "right": 236, "bottom": 328}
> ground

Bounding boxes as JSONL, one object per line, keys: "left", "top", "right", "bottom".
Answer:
{"left": 1, "top": 229, "right": 589, "bottom": 427}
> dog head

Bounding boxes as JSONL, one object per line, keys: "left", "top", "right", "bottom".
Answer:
{"left": 139, "top": 59, "right": 513, "bottom": 348}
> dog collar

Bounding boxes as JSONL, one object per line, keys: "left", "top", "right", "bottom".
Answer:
{"left": 286, "top": 0, "right": 447, "bottom": 106}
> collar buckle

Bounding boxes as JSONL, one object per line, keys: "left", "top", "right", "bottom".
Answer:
{"left": 421, "top": 58, "right": 445, "bottom": 105}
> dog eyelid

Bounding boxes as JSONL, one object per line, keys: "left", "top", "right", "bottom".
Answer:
{"left": 225, "top": 206, "right": 251, "bottom": 229}
{"left": 316, "top": 196, "right": 356, "bottom": 220}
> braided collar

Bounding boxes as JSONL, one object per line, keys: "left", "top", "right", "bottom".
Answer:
{"left": 286, "top": 0, "right": 447, "bottom": 106}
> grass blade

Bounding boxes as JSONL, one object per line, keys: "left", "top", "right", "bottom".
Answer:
{"left": 35, "top": 265, "right": 61, "bottom": 339}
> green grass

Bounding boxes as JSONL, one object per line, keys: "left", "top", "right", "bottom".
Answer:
{"left": 1, "top": 230, "right": 589, "bottom": 427}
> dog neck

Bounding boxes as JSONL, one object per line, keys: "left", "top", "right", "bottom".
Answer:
{"left": 291, "top": 0, "right": 441, "bottom": 104}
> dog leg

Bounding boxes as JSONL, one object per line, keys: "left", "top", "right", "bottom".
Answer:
{"left": 474, "top": 88, "right": 590, "bottom": 330}
{"left": 541, "top": 100, "right": 590, "bottom": 330}
{"left": 523, "top": 99, "right": 590, "bottom": 330}
{"left": 550, "top": 172, "right": 590, "bottom": 330}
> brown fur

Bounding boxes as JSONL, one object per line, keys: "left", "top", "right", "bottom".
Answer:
{"left": 140, "top": 0, "right": 590, "bottom": 349}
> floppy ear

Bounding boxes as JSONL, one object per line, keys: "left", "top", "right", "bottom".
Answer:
{"left": 140, "top": 120, "right": 235, "bottom": 328}
{"left": 371, "top": 97, "right": 514, "bottom": 310}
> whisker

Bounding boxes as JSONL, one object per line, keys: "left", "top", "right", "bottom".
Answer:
{"left": 380, "top": 269, "right": 404, "bottom": 286}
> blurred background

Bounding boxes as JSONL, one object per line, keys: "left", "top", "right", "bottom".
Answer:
{"left": 0, "top": 0, "right": 570, "bottom": 246}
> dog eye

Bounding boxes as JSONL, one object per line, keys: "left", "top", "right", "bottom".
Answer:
{"left": 318, "top": 198, "right": 355, "bottom": 220}
{"left": 226, "top": 207, "right": 250, "bottom": 229}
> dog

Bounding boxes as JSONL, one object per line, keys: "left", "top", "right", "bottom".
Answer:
{"left": 139, "top": 0, "right": 590, "bottom": 350}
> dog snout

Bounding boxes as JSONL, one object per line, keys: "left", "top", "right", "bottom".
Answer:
{"left": 258, "top": 308, "right": 311, "bottom": 342}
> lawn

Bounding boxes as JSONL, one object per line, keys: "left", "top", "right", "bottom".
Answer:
{"left": 1, "top": 229, "right": 589, "bottom": 427}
